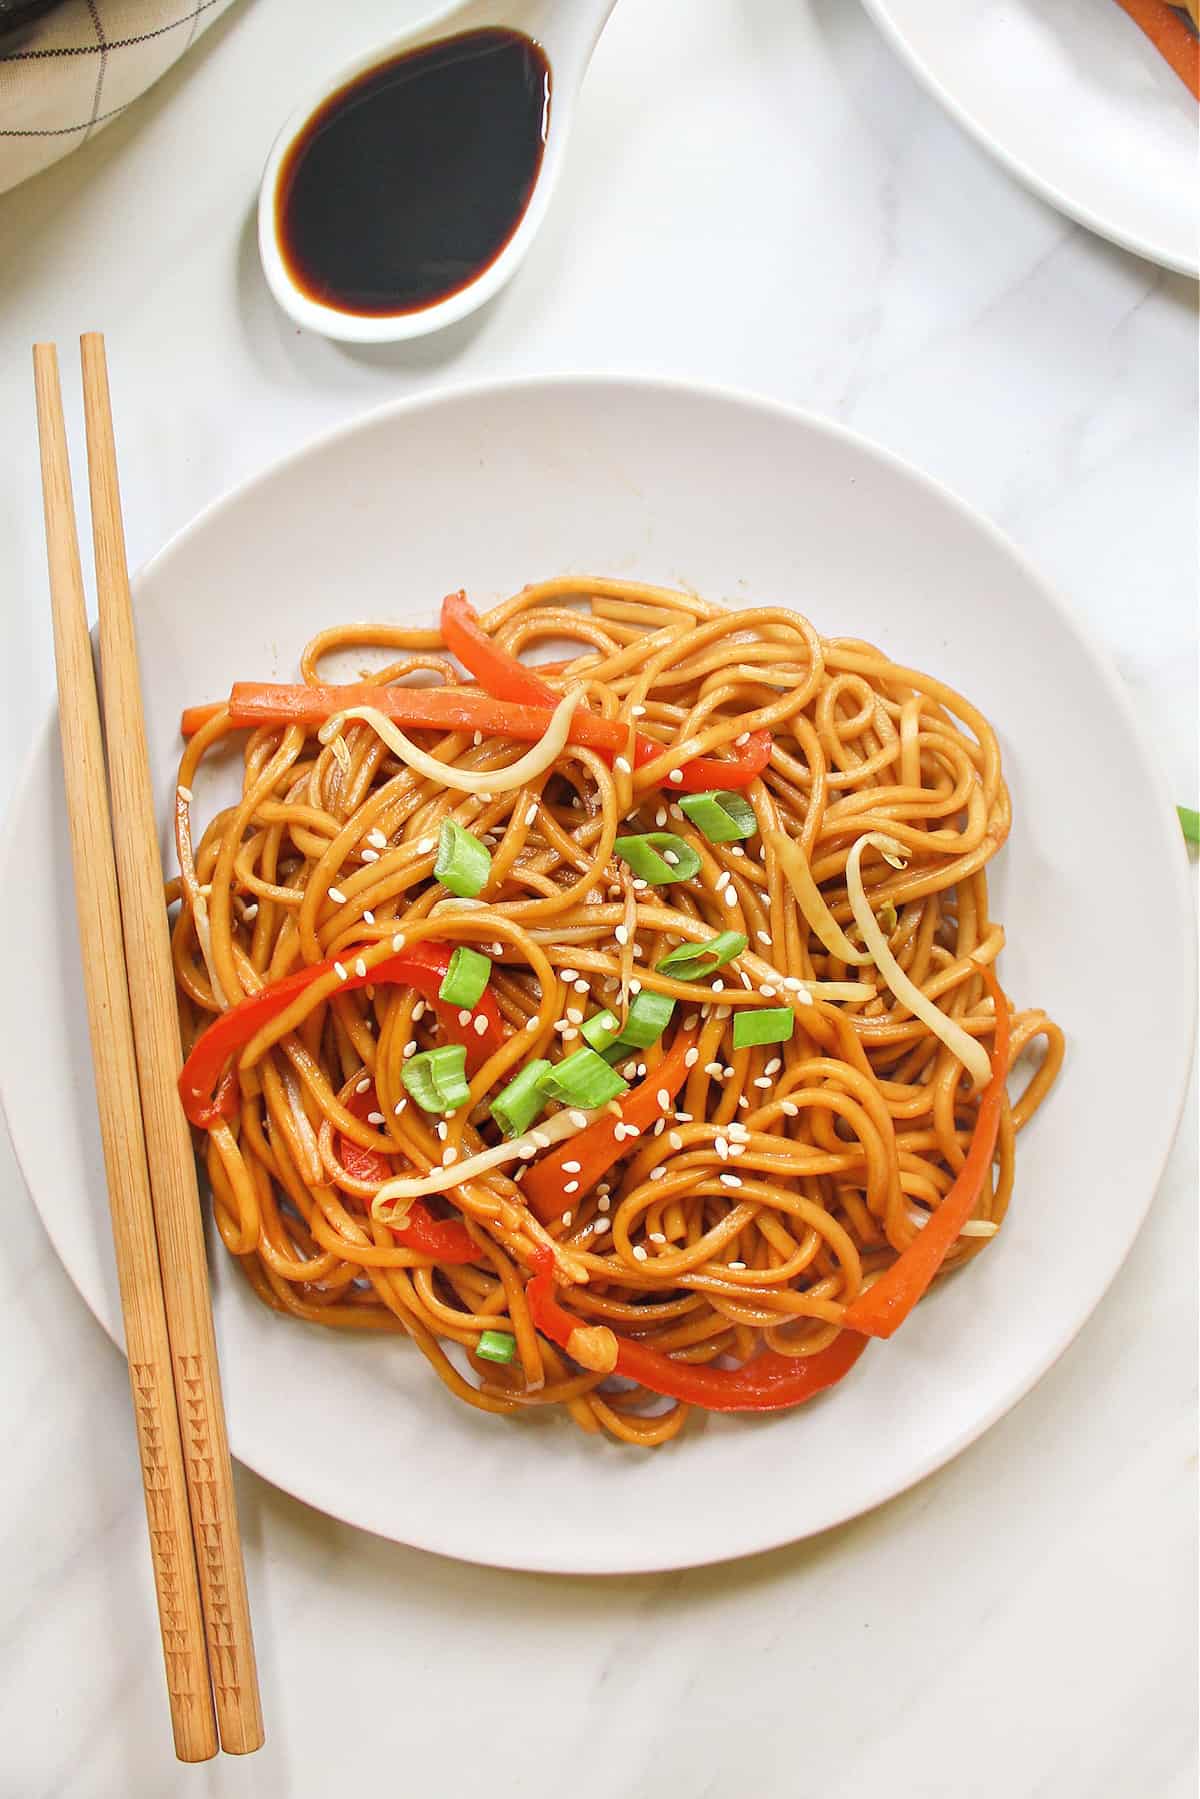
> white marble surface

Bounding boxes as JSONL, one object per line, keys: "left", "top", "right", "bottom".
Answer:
{"left": 0, "top": 0, "right": 1195, "bottom": 1792}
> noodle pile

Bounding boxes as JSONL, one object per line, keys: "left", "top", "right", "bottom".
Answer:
{"left": 170, "top": 578, "right": 1062, "bottom": 1446}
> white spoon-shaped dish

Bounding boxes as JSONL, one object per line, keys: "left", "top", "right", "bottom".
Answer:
{"left": 258, "top": 0, "right": 616, "bottom": 343}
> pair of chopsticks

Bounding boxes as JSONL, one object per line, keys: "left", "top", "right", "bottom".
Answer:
{"left": 32, "top": 337, "right": 264, "bottom": 1764}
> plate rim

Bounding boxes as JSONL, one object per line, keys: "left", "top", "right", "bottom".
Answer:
{"left": 2, "top": 370, "right": 1195, "bottom": 1573}
{"left": 857, "top": 0, "right": 1199, "bottom": 278}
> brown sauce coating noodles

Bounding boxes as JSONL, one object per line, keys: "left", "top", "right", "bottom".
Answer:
{"left": 170, "top": 579, "right": 1062, "bottom": 1445}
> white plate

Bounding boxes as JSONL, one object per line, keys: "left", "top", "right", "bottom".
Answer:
{"left": 860, "top": 0, "right": 1199, "bottom": 275}
{"left": 1, "top": 378, "right": 1192, "bottom": 1573}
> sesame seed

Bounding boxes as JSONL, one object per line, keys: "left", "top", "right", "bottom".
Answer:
{"left": 442, "top": 1147, "right": 458, "bottom": 1166}
{"left": 720, "top": 1173, "right": 742, "bottom": 1187}
{"left": 525, "top": 803, "right": 538, "bottom": 826}
{"left": 392, "top": 933, "right": 406, "bottom": 951}
{"left": 566, "top": 1008, "right": 584, "bottom": 1025}
{"left": 473, "top": 1015, "right": 489, "bottom": 1036}
{"left": 355, "top": 1077, "right": 371, "bottom": 1094}
{"left": 704, "top": 1061, "right": 724, "bottom": 1076}
{"left": 368, "top": 828, "right": 387, "bottom": 849}
{"left": 714, "top": 871, "right": 730, "bottom": 893}
{"left": 517, "top": 1142, "right": 537, "bottom": 1159}
{"left": 625, "top": 1123, "right": 641, "bottom": 1138}
{"left": 636, "top": 1063, "right": 647, "bottom": 1078}
{"left": 394, "top": 1099, "right": 407, "bottom": 1115}
{"left": 753, "top": 1076, "right": 772, "bottom": 1089}
{"left": 685, "top": 1049, "right": 700, "bottom": 1068}
{"left": 781, "top": 1100, "right": 799, "bottom": 1116}
{"left": 614, "top": 924, "right": 629, "bottom": 946}
{"left": 412, "top": 1001, "right": 426, "bottom": 1023}
{"left": 653, "top": 1118, "right": 666, "bottom": 1136}
{"left": 334, "top": 961, "right": 348, "bottom": 981}
{"left": 663, "top": 850, "right": 679, "bottom": 866}
{"left": 614, "top": 756, "right": 632, "bottom": 776}
{"left": 728, "top": 1261, "right": 746, "bottom": 1271}
{"left": 458, "top": 1009, "right": 472, "bottom": 1026}
{"left": 560, "top": 968, "right": 578, "bottom": 984}
{"left": 328, "top": 886, "right": 347, "bottom": 905}
{"left": 436, "top": 1122, "right": 448, "bottom": 1140}
{"left": 669, "top": 804, "right": 684, "bottom": 821}
{"left": 569, "top": 1110, "right": 589, "bottom": 1128}
{"left": 563, "top": 1027, "right": 579, "bottom": 1043}
{"left": 731, "top": 847, "right": 745, "bottom": 858}
{"left": 765, "top": 1057, "right": 782, "bottom": 1075}
{"left": 562, "top": 1210, "right": 573, "bottom": 1225}
{"left": 367, "top": 1111, "right": 385, "bottom": 1126}
{"left": 683, "top": 1013, "right": 700, "bottom": 1030}
{"left": 757, "top": 931, "right": 772, "bottom": 946}
{"left": 526, "top": 1016, "right": 540, "bottom": 1032}
{"left": 657, "top": 1088, "right": 670, "bottom": 1110}
{"left": 633, "top": 1245, "right": 648, "bottom": 1261}
{"left": 631, "top": 704, "right": 646, "bottom": 717}
{"left": 242, "top": 903, "right": 258, "bottom": 921}
{"left": 759, "top": 985, "right": 776, "bottom": 999}
{"left": 783, "top": 976, "right": 803, "bottom": 992}
{"left": 737, "top": 1095, "right": 749, "bottom": 1109}
{"left": 363, "top": 910, "right": 375, "bottom": 925}
{"left": 669, "top": 770, "right": 683, "bottom": 784}
{"left": 649, "top": 1166, "right": 666, "bottom": 1182}
{"left": 361, "top": 848, "right": 380, "bottom": 863}
{"left": 562, "top": 1160, "right": 581, "bottom": 1173}
{"left": 655, "top": 807, "right": 668, "bottom": 828}
{"left": 712, "top": 979, "right": 725, "bottom": 994}
{"left": 403, "top": 1042, "right": 417, "bottom": 1059}
{"left": 592, "top": 1216, "right": 611, "bottom": 1234}
{"left": 632, "top": 878, "right": 648, "bottom": 892}
{"left": 735, "top": 731, "right": 751, "bottom": 746}
{"left": 531, "top": 1130, "right": 552, "bottom": 1150}
{"left": 727, "top": 1122, "right": 749, "bottom": 1140}
{"left": 729, "top": 1142, "right": 746, "bottom": 1156}
{"left": 473, "top": 731, "right": 484, "bottom": 747}
{"left": 564, "top": 1181, "right": 579, "bottom": 1195}
{"left": 416, "top": 838, "right": 436, "bottom": 855}
{"left": 716, "top": 1137, "right": 729, "bottom": 1159}
{"left": 597, "top": 1193, "right": 611, "bottom": 1212}
{"left": 573, "top": 980, "right": 590, "bottom": 997}
{"left": 354, "top": 958, "right": 368, "bottom": 978}
{"left": 723, "top": 888, "right": 738, "bottom": 908}
{"left": 629, "top": 979, "right": 642, "bottom": 994}
{"left": 176, "top": 784, "right": 192, "bottom": 802}
{"left": 478, "top": 791, "right": 494, "bottom": 804}
{"left": 796, "top": 988, "right": 814, "bottom": 1006}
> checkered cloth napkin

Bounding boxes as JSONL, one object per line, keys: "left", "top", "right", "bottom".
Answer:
{"left": 0, "top": 0, "right": 237, "bottom": 196}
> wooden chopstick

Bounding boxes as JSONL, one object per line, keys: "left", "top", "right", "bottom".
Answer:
{"left": 33, "top": 342, "right": 219, "bottom": 1765}
{"left": 79, "top": 333, "right": 265, "bottom": 1758}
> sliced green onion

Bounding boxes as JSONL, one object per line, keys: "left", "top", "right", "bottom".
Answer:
{"left": 437, "top": 944, "right": 492, "bottom": 1009}
{"left": 580, "top": 1009, "right": 623, "bottom": 1053}
{"left": 401, "top": 1043, "right": 471, "bottom": 1112}
{"left": 613, "top": 832, "right": 702, "bottom": 885}
{"left": 678, "top": 789, "right": 758, "bottom": 843}
{"left": 434, "top": 819, "right": 491, "bottom": 898}
{"left": 605, "top": 990, "right": 675, "bottom": 1053}
{"left": 1179, "top": 806, "right": 1200, "bottom": 846}
{"left": 476, "top": 1329, "right": 518, "bottom": 1365}
{"left": 489, "top": 1059, "right": 552, "bottom": 1138}
{"left": 731, "top": 1007, "right": 795, "bottom": 1050}
{"left": 539, "top": 1047, "right": 629, "bottom": 1108}
{"left": 656, "top": 930, "right": 747, "bottom": 980}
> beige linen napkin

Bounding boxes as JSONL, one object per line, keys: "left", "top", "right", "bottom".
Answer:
{"left": 0, "top": 0, "right": 237, "bottom": 196}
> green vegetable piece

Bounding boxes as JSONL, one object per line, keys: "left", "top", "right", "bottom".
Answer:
{"left": 434, "top": 819, "right": 492, "bottom": 898}
{"left": 401, "top": 1043, "right": 471, "bottom": 1112}
{"left": 656, "top": 930, "right": 747, "bottom": 980}
{"left": 613, "top": 832, "right": 702, "bottom": 885}
{"left": 539, "top": 1047, "right": 629, "bottom": 1108}
{"left": 604, "top": 990, "right": 675, "bottom": 1054}
{"left": 437, "top": 944, "right": 492, "bottom": 1009}
{"left": 1179, "top": 806, "right": 1200, "bottom": 846}
{"left": 476, "top": 1330, "right": 518, "bottom": 1364}
{"left": 580, "top": 1009, "right": 623, "bottom": 1053}
{"left": 678, "top": 789, "right": 758, "bottom": 843}
{"left": 490, "top": 1059, "right": 552, "bottom": 1138}
{"left": 731, "top": 1007, "right": 795, "bottom": 1050}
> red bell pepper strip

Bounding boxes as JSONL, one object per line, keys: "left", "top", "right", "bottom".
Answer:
{"left": 521, "top": 1026, "right": 699, "bottom": 1224}
{"left": 526, "top": 1249, "right": 868, "bottom": 1412}
{"left": 841, "top": 963, "right": 1011, "bottom": 1341}
{"left": 180, "top": 677, "right": 772, "bottom": 794}
{"left": 440, "top": 590, "right": 772, "bottom": 793}
{"left": 336, "top": 1087, "right": 477, "bottom": 1263}
{"left": 178, "top": 940, "right": 506, "bottom": 1130}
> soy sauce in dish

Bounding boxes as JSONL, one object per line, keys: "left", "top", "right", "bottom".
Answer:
{"left": 275, "top": 28, "right": 551, "bottom": 319}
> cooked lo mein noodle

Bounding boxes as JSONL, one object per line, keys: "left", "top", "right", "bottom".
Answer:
{"left": 170, "top": 579, "right": 1062, "bottom": 1445}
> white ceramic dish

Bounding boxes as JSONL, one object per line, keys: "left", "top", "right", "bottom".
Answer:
{"left": 1, "top": 377, "right": 1192, "bottom": 1573}
{"left": 860, "top": 0, "right": 1199, "bottom": 276}
{"left": 258, "top": 0, "right": 616, "bottom": 343}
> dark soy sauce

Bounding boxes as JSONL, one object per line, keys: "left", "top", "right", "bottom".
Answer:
{"left": 276, "top": 28, "right": 551, "bottom": 318}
